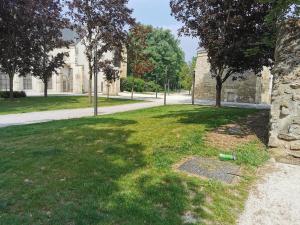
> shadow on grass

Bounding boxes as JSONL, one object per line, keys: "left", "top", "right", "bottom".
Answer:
{"left": 0, "top": 116, "right": 205, "bottom": 225}
{"left": 154, "top": 106, "right": 258, "bottom": 130}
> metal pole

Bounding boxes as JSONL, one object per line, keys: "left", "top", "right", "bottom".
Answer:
{"left": 155, "top": 74, "right": 158, "bottom": 99}
{"left": 164, "top": 68, "right": 167, "bottom": 105}
{"left": 94, "top": 46, "right": 98, "bottom": 116}
{"left": 192, "top": 70, "right": 195, "bottom": 105}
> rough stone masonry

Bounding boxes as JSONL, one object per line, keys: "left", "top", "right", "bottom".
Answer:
{"left": 269, "top": 20, "right": 300, "bottom": 157}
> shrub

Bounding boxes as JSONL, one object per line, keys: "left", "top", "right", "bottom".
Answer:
{"left": 121, "top": 77, "right": 162, "bottom": 93}
{"left": 0, "top": 91, "right": 26, "bottom": 98}
{"left": 144, "top": 80, "right": 161, "bottom": 92}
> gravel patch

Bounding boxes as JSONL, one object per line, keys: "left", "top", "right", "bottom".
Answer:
{"left": 238, "top": 162, "right": 300, "bottom": 225}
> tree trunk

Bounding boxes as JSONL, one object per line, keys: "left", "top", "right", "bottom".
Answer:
{"left": 89, "top": 77, "right": 92, "bottom": 104}
{"left": 9, "top": 74, "right": 14, "bottom": 100}
{"left": 164, "top": 81, "right": 167, "bottom": 106}
{"left": 131, "top": 78, "right": 134, "bottom": 100}
{"left": 155, "top": 75, "right": 158, "bottom": 99}
{"left": 167, "top": 79, "right": 170, "bottom": 95}
{"left": 44, "top": 80, "right": 48, "bottom": 98}
{"left": 216, "top": 77, "right": 222, "bottom": 107}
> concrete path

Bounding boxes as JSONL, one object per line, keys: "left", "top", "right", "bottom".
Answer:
{"left": 238, "top": 162, "right": 300, "bottom": 225}
{"left": 0, "top": 101, "right": 161, "bottom": 128}
{"left": 0, "top": 92, "right": 270, "bottom": 128}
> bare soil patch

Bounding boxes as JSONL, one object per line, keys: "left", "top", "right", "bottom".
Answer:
{"left": 206, "top": 110, "right": 269, "bottom": 150}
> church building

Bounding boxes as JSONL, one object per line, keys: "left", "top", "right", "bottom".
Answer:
{"left": 0, "top": 29, "right": 127, "bottom": 96}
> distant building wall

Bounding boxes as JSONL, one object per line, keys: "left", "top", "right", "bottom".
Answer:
{"left": 0, "top": 41, "right": 126, "bottom": 96}
{"left": 194, "top": 50, "right": 272, "bottom": 104}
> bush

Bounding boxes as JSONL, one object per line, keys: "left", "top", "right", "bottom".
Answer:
{"left": 0, "top": 91, "right": 26, "bottom": 98}
{"left": 144, "top": 80, "right": 161, "bottom": 92}
{"left": 121, "top": 77, "right": 162, "bottom": 93}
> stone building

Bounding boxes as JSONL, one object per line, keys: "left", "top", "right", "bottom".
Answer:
{"left": 0, "top": 29, "right": 127, "bottom": 96}
{"left": 194, "top": 50, "right": 273, "bottom": 104}
{"left": 269, "top": 20, "right": 300, "bottom": 157}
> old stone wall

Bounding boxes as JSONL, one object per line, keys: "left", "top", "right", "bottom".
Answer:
{"left": 269, "top": 20, "right": 300, "bottom": 156}
{"left": 194, "top": 50, "right": 272, "bottom": 104}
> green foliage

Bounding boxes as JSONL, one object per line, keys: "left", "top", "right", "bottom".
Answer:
{"left": 0, "top": 91, "right": 26, "bottom": 99}
{"left": 171, "top": 0, "right": 275, "bottom": 106}
{"left": 260, "top": 0, "right": 300, "bottom": 23}
{"left": 179, "top": 57, "right": 196, "bottom": 91}
{"left": 128, "top": 26, "right": 185, "bottom": 90}
{"left": 121, "top": 77, "right": 161, "bottom": 92}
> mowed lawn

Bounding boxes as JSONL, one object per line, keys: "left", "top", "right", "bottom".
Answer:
{"left": 0, "top": 96, "right": 143, "bottom": 115}
{"left": 0, "top": 105, "right": 269, "bottom": 225}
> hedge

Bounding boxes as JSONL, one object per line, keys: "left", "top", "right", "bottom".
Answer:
{"left": 0, "top": 91, "right": 27, "bottom": 98}
{"left": 121, "top": 77, "right": 161, "bottom": 93}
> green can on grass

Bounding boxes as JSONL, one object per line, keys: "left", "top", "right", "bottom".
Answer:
{"left": 219, "top": 153, "right": 237, "bottom": 161}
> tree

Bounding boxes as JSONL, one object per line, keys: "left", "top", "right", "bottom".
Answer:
{"left": 171, "top": 0, "right": 275, "bottom": 107}
{"left": 179, "top": 57, "right": 196, "bottom": 94}
{"left": 0, "top": 1, "right": 32, "bottom": 99}
{"left": 69, "top": 0, "right": 134, "bottom": 105}
{"left": 145, "top": 28, "right": 185, "bottom": 105}
{"left": 261, "top": 0, "right": 300, "bottom": 23}
{"left": 144, "top": 28, "right": 185, "bottom": 100}
{"left": 127, "top": 24, "right": 154, "bottom": 99}
{"left": 29, "top": 0, "right": 69, "bottom": 97}
{"left": 102, "top": 63, "right": 119, "bottom": 99}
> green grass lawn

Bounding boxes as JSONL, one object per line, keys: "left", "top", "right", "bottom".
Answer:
{"left": 0, "top": 105, "right": 269, "bottom": 225}
{"left": 0, "top": 96, "right": 143, "bottom": 115}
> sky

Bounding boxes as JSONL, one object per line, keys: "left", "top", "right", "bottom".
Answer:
{"left": 128, "top": 0, "right": 199, "bottom": 62}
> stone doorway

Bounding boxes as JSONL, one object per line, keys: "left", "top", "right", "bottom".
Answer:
{"left": 62, "top": 66, "right": 73, "bottom": 92}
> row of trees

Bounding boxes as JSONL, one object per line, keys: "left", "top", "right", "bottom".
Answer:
{"left": 0, "top": 0, "right": 134, "bottom": 99}
{"left": 127, "top": 24, "right": 186, "bottom": 101}
{"left": 170, "top": 0, "right": 299, "bottom": 107}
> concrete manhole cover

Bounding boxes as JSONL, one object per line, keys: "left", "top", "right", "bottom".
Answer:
{"left": 177, "top": 157, "right": 241, "bottom": 184}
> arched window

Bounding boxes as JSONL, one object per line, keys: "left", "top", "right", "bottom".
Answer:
{"left": 0, "top": 73, "right": 9, "bottom": 91}
{"left": 23, "top": 75, "right": 32, "bottom": 90}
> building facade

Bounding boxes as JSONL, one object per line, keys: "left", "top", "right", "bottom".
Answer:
{"left": 195, "top": 50, "right": 273, "bottom": 104}
{"left": 0, "top": 29, "right": 127, "bottom": 96}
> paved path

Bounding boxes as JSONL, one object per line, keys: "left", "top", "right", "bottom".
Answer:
{"left": 238, "top": 162, "right": 300, "bottom": 225}
{"left": 0, "top": 101, "right": 161, "bottom": 128}
{"left": 0, "top": 92, "right": 270, "bottom": 128}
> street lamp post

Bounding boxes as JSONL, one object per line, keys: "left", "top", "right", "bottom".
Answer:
{"left": 94, "top": 46, "right": 98, "bottom": 116}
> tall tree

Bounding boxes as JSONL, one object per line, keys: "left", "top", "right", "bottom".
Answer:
{"left": 171, "top": 0, "right": 274, "bottom": 107}
{"left": 144, "top": 28, "right": 184, "bottom": 97}
{"left": 145, "top": 28, "right": 184, "bottom": 105}
{"left": 127, "top": 24, "right": 154, "bottom": 99}
{"left": 29, "top": 0, "right": 70, "bottom": 97}
{"left": 69, "top": 0, "right": 134, "bottom": 105}
{"left": 0, "top": 0, "right": 32, "bottom": 99}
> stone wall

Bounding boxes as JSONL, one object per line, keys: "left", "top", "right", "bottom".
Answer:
{"left": 194, "top": 51, "right": 272, "bottom": 104}
{"left": 269, "top": 20, "right": 300, "bottom": 157}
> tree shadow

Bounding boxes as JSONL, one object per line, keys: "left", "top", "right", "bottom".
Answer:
{"left": 0, "top": 115, "right": 207, "bottom": 225}
{"left": 0, "top": 117, "right": 144, "bottom": 224}
{"left": 153, "top": 106, "right": 258, "bottom": 130}
{"left": 105, "top": 173, "right": 206, "bottom": 225}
